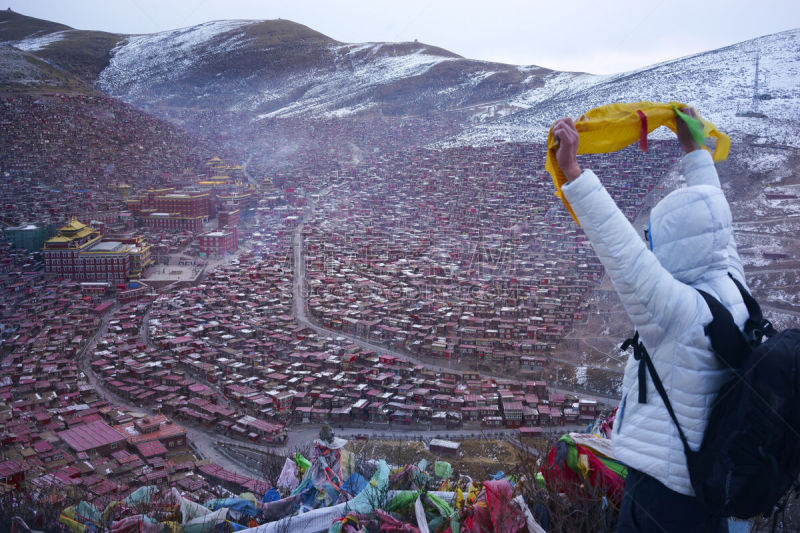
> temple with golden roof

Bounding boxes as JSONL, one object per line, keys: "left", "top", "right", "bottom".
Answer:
{"left": 203, "top": 156, "right": 245, "bottom": 184}
{"left": 42, "top": 220, "right": 152, "bottom": 282}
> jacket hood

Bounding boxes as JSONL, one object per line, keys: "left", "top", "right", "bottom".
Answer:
{"left": 649, "top": 184, "right": 732, "bottom": 284}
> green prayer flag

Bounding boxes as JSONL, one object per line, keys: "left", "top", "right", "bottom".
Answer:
{"left": 673, "top": 105, "right": 706, "bottom": 148}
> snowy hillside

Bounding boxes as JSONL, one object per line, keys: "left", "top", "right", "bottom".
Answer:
{"left": 95, "top": 19, "right": 799, "bottom": 147}
{"left": 97, "top": 20, "right": 254, "bottom": 101}
{"left": 0, "top": 44, "right": 91, "bottom": 91}
{"left": 248, "top": 43, "right": 460, "bottom": 118}
{"left": 444, "top": 29, "right": 800, "bottom": 148}
{"left": 93, "top": 18, "right": 548, "bottom": 118}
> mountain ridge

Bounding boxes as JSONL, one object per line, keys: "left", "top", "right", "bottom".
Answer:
{"left": 0, "top": 9, "right": 71, "bottom": 41}
{"left": 0, "top": 10, "right": 554, "bottom": 118}
{"left": 1, "top": 10, "right": 798, "bottom": 150}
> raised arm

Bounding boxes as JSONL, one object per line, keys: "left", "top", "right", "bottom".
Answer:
{"left": 676, "top": 108, "right": 747, "bottom": 287}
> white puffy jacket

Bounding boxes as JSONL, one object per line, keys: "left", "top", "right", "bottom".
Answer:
{"left": 562, "top": 149, "right": 750, "bottom": 496}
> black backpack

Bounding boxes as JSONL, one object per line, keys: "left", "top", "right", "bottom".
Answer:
{"left": 623, "top": 274, "right": 800, "bottom": 519}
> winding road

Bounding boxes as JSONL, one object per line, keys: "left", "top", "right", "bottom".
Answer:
{"left": 78, "top": 305, "right": 266, "bottom": 478}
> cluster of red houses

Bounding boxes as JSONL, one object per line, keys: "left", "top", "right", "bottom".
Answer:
{"left": 0, "top": 93, "right": 208, "bottom": 230}
{"left": 120, "top": 252, "right": 604, "bottom": 437}
{"left": 302, "top": 143, "right": 682, "bottom": 368}
{"left": 0, "top": 277, "right": 263, "bottom": 503}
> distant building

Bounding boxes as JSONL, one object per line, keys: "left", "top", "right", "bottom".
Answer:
{"left": 127, "top": 186, "right": 212, "bottom": 222}
{"left": 141, "top": 213, "right": 205, "bottom": 233}
{"left": 218, "top": 208, "right": 241, "bottom": 229}
{"left": 153, "top": 192, "right": 210, "bottom": 218}
{"left": 126, "top": 187, "right": 175, "bottom": 215}
{"left": 0, "top": 459, "right": 28, "bottom": 491}
{"left": 42, "top": 219, "right": 104, "bottom": 277}
{"left": 204, "top": 156, "right": 245, "bottom": 181}
{"left": 429, "top": 438, "right": 461, "bottom": 457}
{"left": 4, "top": 222, "right": 54, "bottom": 252}
{"left": 216, "top": 191, "right": 255, "bottom": 212}
{"left": 118, "top": 281, "right": 153, "bottom": 303}
{"left": 123, "top": 237, "right": 153, "bottom": 279}
{"left": 198, "top": 228, "right": 238, "bottom": 256}
{"left": 113, "top": 414, "right": 187, "bottom": 450}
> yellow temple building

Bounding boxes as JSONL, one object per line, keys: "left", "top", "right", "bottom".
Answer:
{"left": 204, "top": 156, "right": 245, "bottom": 184}
{"left": 42, "top": 220, "right": 152, "bottom": 282}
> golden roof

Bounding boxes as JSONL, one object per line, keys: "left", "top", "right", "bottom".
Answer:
{"left": 53, "top": 220, "right": 94, "bottom": 239}
{"left": 63, "top": 219, "right": 88, "bottom": 231}
{"left": 43, "top": 219, "right": 102, "bottom": 248}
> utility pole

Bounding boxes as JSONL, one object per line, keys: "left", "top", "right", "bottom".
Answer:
{"left": 752, "top": 50, "right": 761, "bottom": 115}
{"left": 737, "top": 49, "right": 767, "bottom": 118}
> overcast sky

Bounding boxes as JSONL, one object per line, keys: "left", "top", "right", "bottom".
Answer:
{"left": 9, "top": 0, "right": 800, "bottom": 74}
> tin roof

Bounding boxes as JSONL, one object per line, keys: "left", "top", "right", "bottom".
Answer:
{"left": 87, "top": 241, "right": 123, "bottom": 252}
{"left": 58, "top": 420, "right": 126, "bottom": 452}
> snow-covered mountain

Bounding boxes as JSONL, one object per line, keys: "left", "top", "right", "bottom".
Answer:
{"left": 94, "top": 18, "right": 552, "bottom": 119}
{"left": 1, "top": 11, "right": 551, "bottom": 119}
{"left": 444, "top": 29, "right": 800, "bottom": 148}
{"left": 2, "top": 10, "right": 798, "bottom": 149}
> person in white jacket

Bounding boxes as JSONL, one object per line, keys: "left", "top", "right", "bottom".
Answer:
{"left": 552, "top": 109, "right": 748, "bottom": 532}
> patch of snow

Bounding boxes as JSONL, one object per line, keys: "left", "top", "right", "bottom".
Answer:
{"left": 575, "top": 365, "right": 587, "bottom": 386}
{"left": 741, "top": 151, "right": 788, "bottom": 173}
{"left": 99, "top": 20, "right": 253, "bottom": 98}
{"left": 360, "top": 50, "right": 455, "bottom": 85}
{"left": 466, "top": 70, "right": 495, "bottom": 86}
{"left": 252, "top": 45, "right": 458, "bottom": 118}
{"left": 770, "top": 289, "right": 800, "bottom": 306}
{"left": 336, "top": 43, "right": 374, "bottom": 56}
{"left": 323, "top": 102, "right": 376, "bottom": 118}
{"left": 13, "top": 30, "right": 68, "bottom": 52}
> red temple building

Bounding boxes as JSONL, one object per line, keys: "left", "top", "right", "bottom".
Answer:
{"left": 198, "top": 228, "right": 238, "bottom": 256}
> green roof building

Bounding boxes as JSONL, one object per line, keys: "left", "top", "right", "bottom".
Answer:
{"left": 3, "top": 222, "right": 54, "bottom": 252}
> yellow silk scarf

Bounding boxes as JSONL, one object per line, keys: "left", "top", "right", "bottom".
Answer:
{"left": 545, "top": 101, "right": 731, "bottom": 224}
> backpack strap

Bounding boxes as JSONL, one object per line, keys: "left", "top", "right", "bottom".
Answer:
{"left": 727, "top": 273, "right": 777, "bottom": 342}
{"left": 639, "top": 342, "right": 693, "bottom": 455}
{"left": 696, "top": 289, "right": 751, "bottom": 368}
{"left": 621, "top": 332, "right": 649, "bottom": 403}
